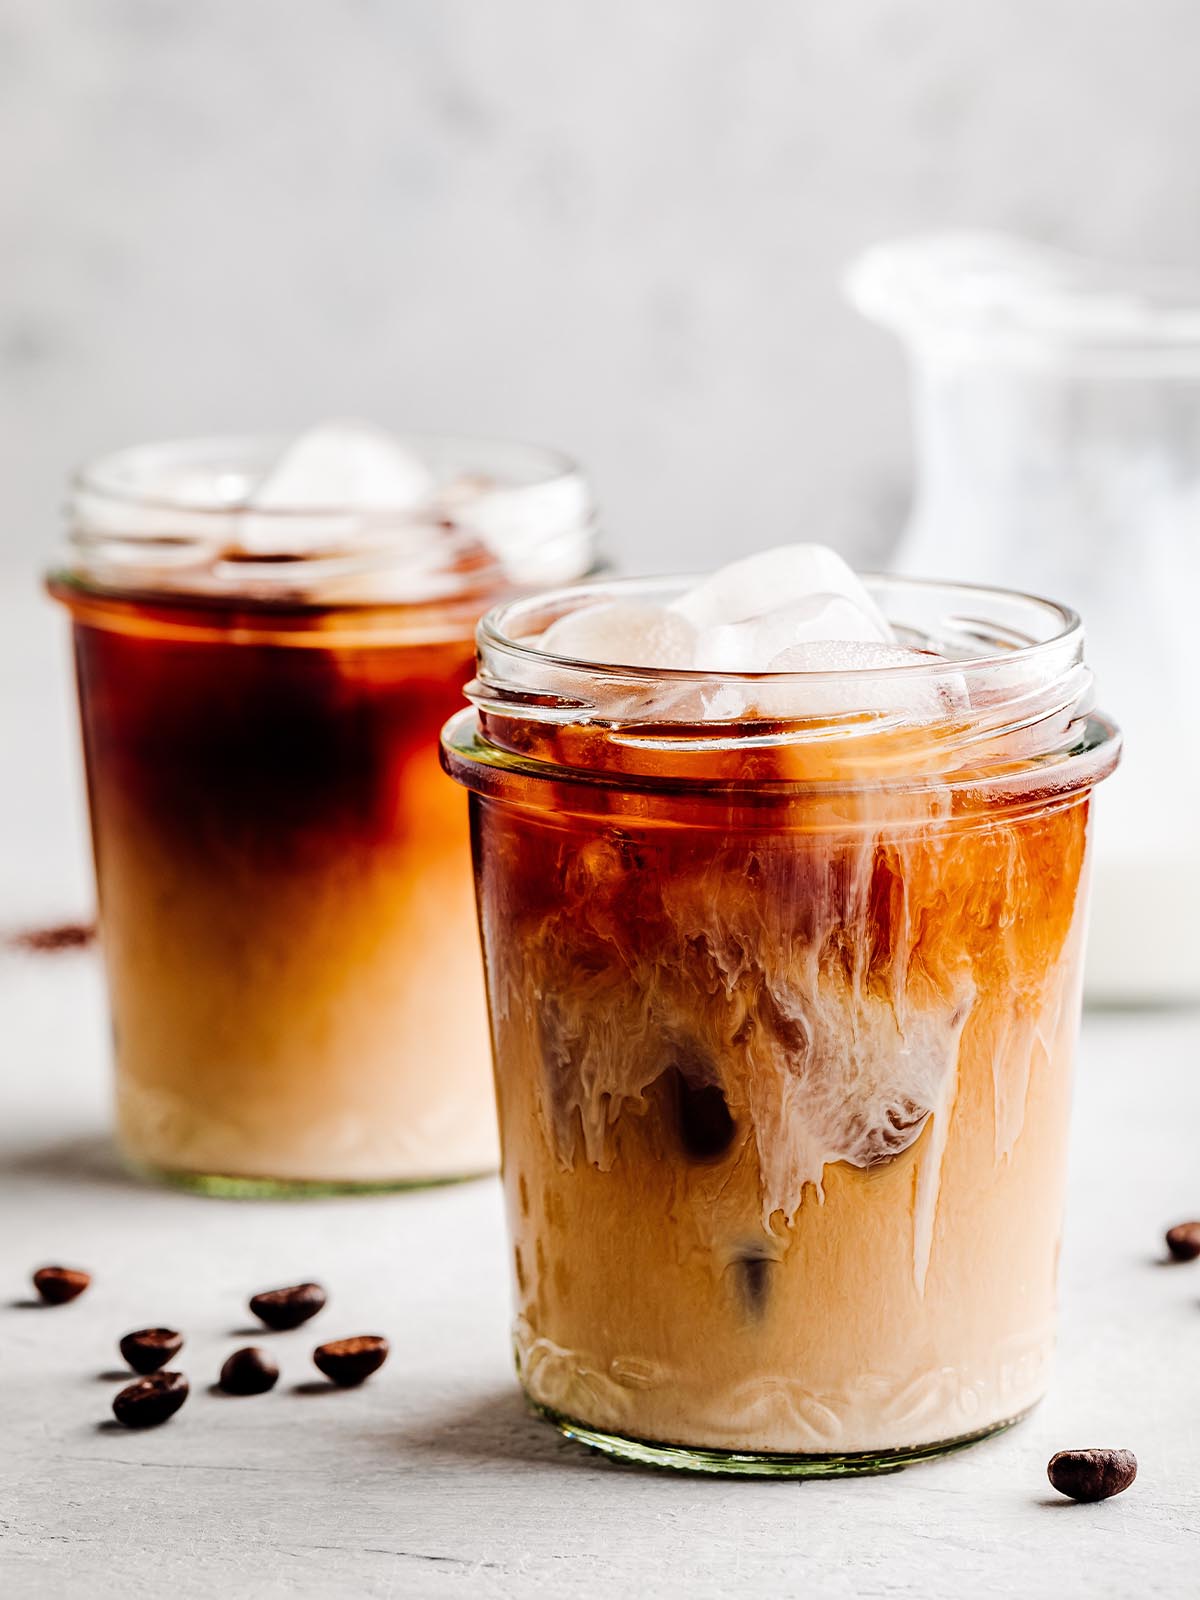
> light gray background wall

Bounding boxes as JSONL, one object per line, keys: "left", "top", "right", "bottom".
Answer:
{"left": 3, "top": 0, "right": 1199, "bottom": 574}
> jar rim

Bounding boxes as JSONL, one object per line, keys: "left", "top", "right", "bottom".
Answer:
{"left": 440, "top": 704, "right": 1120, "bottom": 824}
{"left": 445, "top": 570, "right": 1121, "bottom": 807}
{"left": 70, "top": 431, "right": 586, "bottom": 518}
{"left": 57, "top": 430, "right": 599, "bottom": 611}
{"left": 476, "top": 569, "right": 1083, "bottom": 688}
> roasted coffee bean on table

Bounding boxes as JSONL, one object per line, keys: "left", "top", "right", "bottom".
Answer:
{"left": 249, "top": 1282, "right": 327, "bottom": 1331}
{"left": 119, "top": 1327, "right": 184, "bottom": 1374}
{"left": 219, "top": 1347, "right": 280, "bottom": 1395}
{"left": 32, "top": 1265, "right": 91, "bottom": 1304}
{"left": 312, "top": 1336, "right": 389, "bottom": 1387}
{"left": 1047, "top": 1448, "right": 1138, "bottom": 1502}
{"left": 1165, "top": 1221, "right": 1200, "bottom": 1262}
{"left": 111, "top": 1371, "right": 190, "bottom": 1429}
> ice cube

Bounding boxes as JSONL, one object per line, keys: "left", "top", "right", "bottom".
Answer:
{"left": 671, "top": 544, "right": 893, "bottom": 640}
{"left": 767, "top": 640, "right": 930, "bottom": 673}
{"left": 538, "top": 601, "right": 697, "bottom": 669}
{"left": 692, "top": 594, "right": 890, "bottom": 672}
{"left": 756, "top": 640, "right": 969, "bottom": 720}
{"left": 438, "top": 474, "right": 594, "bottom": 585}
{"left": 239, "top": 421, "right": 436, "bottom": 554}
{"left": 699, "top": 683, "right": 750, "bottom": 722}
{"left": 524, "top": 547, "right": 969, "bottom": 725}
{"left": 252, "top": 421, "right": 435, "bottom": 510}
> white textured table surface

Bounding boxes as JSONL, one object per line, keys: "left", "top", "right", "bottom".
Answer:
{"left": 3, "top": 944, "right": 1199, "bottom": 1600}
{"left": 3, "top": 583, "right": 1200, "bottom": 1597}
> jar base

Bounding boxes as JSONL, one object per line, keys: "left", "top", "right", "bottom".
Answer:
{"left": 122, "top": 1155, "right": 495, "bottom": 1199}
{"left": 529, "top": 1399, "right": 1033, "bottom": 1478}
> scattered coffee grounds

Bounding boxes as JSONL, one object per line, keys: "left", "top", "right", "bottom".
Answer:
{"left": 219, "top": 1347, "right": 280, "bottom": 1395}
{"left": 8, "top": 921, "right": 97, "bottom": 954}
{"left": 312, "top": 1336, "right": 389, "bottom": 1387}
{"left": 249, "top": 1282, "right": 327, "bottom": 1331}
{"left": 32, "top": 1266, "right": 91, "bottom": 1304}
{"left": 1165, "top": 1221, "right": 1200, "bottom": 1262}
{"left": 119, "top": 1328, "right": 184, "bottom": 1374}
{"left": 1047, "top": 1448, "right": 1137, "bottom": 1502}
{"left": 112, "top": 1371, "right": 189, "bottom": 1429}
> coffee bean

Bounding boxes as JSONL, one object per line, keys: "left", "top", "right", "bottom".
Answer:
{"left": 112, "top": 1371, "right": 189, "bottom": 1429}
{"left": 1165, "top": 1221, "right": 1200, "bottom": 1262}
{"left": 119, "top": 1328, "right": 183, "bottom": 1374}
{"left": 219, "top": 1347, "right": 279, "bottom": 1395}
{"left": 249, "top": 1282, "right": 326, "bottom": 1331}
{"left": 1047, "top": 1448, "right": 1137, "bottom": 1502}
{"left": 32, "top": 1265, "right": 91, "bottom": 1305}
{"left": 312, "top": 1336, "right": 389, "bottom": 1387}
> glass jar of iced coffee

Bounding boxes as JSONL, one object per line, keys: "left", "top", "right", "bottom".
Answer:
{"left": 441, "top": 546, "right": 1120, "bottom": 1475}
{"left": 49, "top": 424, "right": 597, "bottom": 1194}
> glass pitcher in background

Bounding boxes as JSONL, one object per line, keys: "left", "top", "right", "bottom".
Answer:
{"left": 848, "top": 232, "right": 1200, "bottom": 1006}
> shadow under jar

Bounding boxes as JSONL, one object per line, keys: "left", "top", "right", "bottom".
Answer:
{"left": 49, "top": 434, "right": 598, "bottom": 1195}
{"left": 441, "top": 574, "right": 1120, "bottom": 1475}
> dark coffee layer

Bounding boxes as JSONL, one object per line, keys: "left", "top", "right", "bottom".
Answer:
{"left": 74, "top": 613, "right": 474, "bottom": 861}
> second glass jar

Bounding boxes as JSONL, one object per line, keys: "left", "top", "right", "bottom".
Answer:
{"left": 50, "top": 433, "right": 598, "bottom": 1193}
